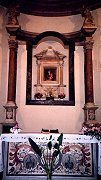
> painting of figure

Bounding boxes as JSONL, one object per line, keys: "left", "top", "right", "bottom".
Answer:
{"left": 44, "top": 67, "right": 56, "bottom": 81}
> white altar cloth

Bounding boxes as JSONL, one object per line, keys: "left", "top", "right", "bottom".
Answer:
{"left": 0, "top": 133, "right": 99, "bottom": 143}
{"left": 0, "top": 133, "right": 101, "bottom": 175}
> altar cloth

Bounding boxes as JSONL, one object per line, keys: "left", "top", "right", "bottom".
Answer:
{"left": 0, "top": 133, "right": 99, "bottom": 143}
{"left": 0, "top": 133, "right": 101, "bottom": 178}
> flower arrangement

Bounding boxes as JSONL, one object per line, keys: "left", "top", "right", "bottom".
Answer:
{"left": 80, "top": 123, "right": 101, "bottom": 140}
{"left": 58, "top": 92, "right": 65, "bottom": 99}
{"left": 29, "top": 133, "right": 63, "bottom": 180}
{"left": 34, "top": 92, "right": 43, "bottom": 99}
{"left": 10, "top": 122, "right": 21, "bottom": 134}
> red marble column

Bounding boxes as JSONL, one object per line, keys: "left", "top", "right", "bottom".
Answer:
{"left": 2, "top": 5, "right": 20, "bottom": 127}
{"left": 83, "top": 36, "right": 98, "bottom": 125}
{"left": 84, "top": 37, "right": 94, "bottom": 105}
{"left": 81, "top": 7, "right": 99, "bottom": 125}
{"left": 7, "top": 38, "right": 18, "bottom": 104}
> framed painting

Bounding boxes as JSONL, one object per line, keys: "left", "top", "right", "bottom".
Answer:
{"left": 41, "top": 64, "right": 59, "bottom": 85}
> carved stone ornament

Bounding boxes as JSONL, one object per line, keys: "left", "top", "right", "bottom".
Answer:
{"left": 8, "top": 39, "right": 18, "bottom": 49}
{"left": 83, "top": 104, "right": 98, "bottom": 125}
{"left": 84, "top": 37, "right": 94, "bottom": 50}
{"left": 4, "top": 104, "right": 18, "bottom": 124}
{"left": 6, "top": 4, "right": 20, "bottom": 25}
{"left": 81, "top": 6, "right": 95, "bottom": 27}
{"left": 81, "top": 6, "right": 97, "bottom": 36}
{"left": 34, "top": 46, "right": 66, "bottom": 99}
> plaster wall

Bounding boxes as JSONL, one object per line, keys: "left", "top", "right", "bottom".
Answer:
{"left": 0, "top": 6, "right": 101, "bottom": 133}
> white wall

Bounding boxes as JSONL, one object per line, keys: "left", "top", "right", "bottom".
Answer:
{"left": 0, "top": 6, "right": 101, "bottom": 133}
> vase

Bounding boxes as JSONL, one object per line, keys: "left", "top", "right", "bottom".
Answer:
{"left": 47, "top": 172, "right": 52, "bottom": 180}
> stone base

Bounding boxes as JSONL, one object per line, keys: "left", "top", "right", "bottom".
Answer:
{"left": 83, "top": 103, "right": 99, "bottom": 125}
{"left": 3, "top": 102, "right": 18, "bottom": 124}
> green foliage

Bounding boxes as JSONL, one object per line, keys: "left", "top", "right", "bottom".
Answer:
{"left": 29, "top": 137, "right": 42, "bottom": 157}
{"left": 57, "top": 133, "right": 63, "bottom": 145}
{"left": 28, "top": 133, "right": 63, "bottom": 177}
{"left": 47, "top": 141, "right": 52, "bottom": 150}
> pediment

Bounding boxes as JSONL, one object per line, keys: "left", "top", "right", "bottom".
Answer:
{"left": 34, "top": 46, "right": 66, "bottom": 60}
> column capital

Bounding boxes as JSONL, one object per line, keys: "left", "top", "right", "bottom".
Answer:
{"left": 84, "top": 37, "right": 94, "bottom": 50}
{"left": 8, "top": 39, "right": 18, "bottom": 49}
{"left": 36, "top": 59, "right": 41, "bottom": 65}
{"left": 59, "top": 60, "right": 64, "bottom": 66}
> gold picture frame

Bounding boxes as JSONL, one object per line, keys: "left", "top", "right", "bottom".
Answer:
{"left": 41, "top": 63, "right": 60, "bottom": 85}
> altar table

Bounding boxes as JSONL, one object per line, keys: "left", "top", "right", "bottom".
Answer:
{"left": 0, "top": 133, "right": 101, "bottom": 180}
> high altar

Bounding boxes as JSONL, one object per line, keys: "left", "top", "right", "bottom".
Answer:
{"left": 0, "top": 2, "right": 101, "bottom": 180}
{"left": 0, "top": 133, "right": 101, "bottom": 180}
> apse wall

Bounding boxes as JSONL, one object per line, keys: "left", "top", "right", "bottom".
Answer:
{"left": 0, "top": 6, "right": 101, "bottom": 133}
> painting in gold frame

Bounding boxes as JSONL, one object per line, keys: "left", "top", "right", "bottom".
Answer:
{"left": 41, "top": 63, "right": 60, "bottom": 85}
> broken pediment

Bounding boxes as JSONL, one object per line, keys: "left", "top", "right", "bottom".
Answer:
{"left": 34, "top": 46, "right": 66, "bottom": 60}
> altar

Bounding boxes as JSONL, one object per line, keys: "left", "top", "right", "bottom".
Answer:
{"left": 0, "top": 133, "right": 100, "bottom": 180}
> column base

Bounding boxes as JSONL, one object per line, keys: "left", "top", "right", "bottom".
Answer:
{"left": 83, "top": 103, "right": 99, "bottom": 125}
{"left": 3, "top": 102, "right": 18, "bottom": 124}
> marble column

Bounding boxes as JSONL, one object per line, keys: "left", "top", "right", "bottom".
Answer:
{"left": 7, "top": 38, "right": 18, "bottom": 104}
{"left": 81, "top": 6, "right": 98, "bottom": 125}
{"left": 84, "top": 36, "right": 94, "bottom": 104}
{"left": 4, "top": 37, "right": 18, "bottom": 124}
{"left": 1, "top": 5, "right": 20, "bottom": 129}
{"left": 69, "top": 42, "right": 75, "bottom": 102}
{"left": 26, "top": 43, "right": 32, "bottom": 102}
{"left": 83, "top": 36, "right": 98, "bottom": 125}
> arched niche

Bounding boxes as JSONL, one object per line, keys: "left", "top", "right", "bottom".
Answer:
{"left": 26, "top": 31, "right": 75, "bottom": 105}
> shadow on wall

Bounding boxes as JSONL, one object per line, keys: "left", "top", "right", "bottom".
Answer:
{"left": 92, "top": 9, "right": 101, "bottom": 124}
{"left": 92, "top": 10, "right": 101, "bottom": 111}
{"left": 0, "top": 6, "right": 9, "bottom": 123}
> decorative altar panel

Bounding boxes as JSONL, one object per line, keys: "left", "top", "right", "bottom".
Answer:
{"left": 1, "top": 134, "right": 98, "bottom": 180}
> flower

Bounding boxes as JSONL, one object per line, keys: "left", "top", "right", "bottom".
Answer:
{"left": 10, "top": 122, "right": 21, "bottom": 134}
{"left": 34, "top": 92, "right": 43, "bottom": 99}
{"left": 58, "top": 93, "right": 65, "bottom": 99}
{"left": 28, "top": 133, "right": 63, "bottom": 179}
{"left": 79, "top": 123, "right": 101, "bottom": 140}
